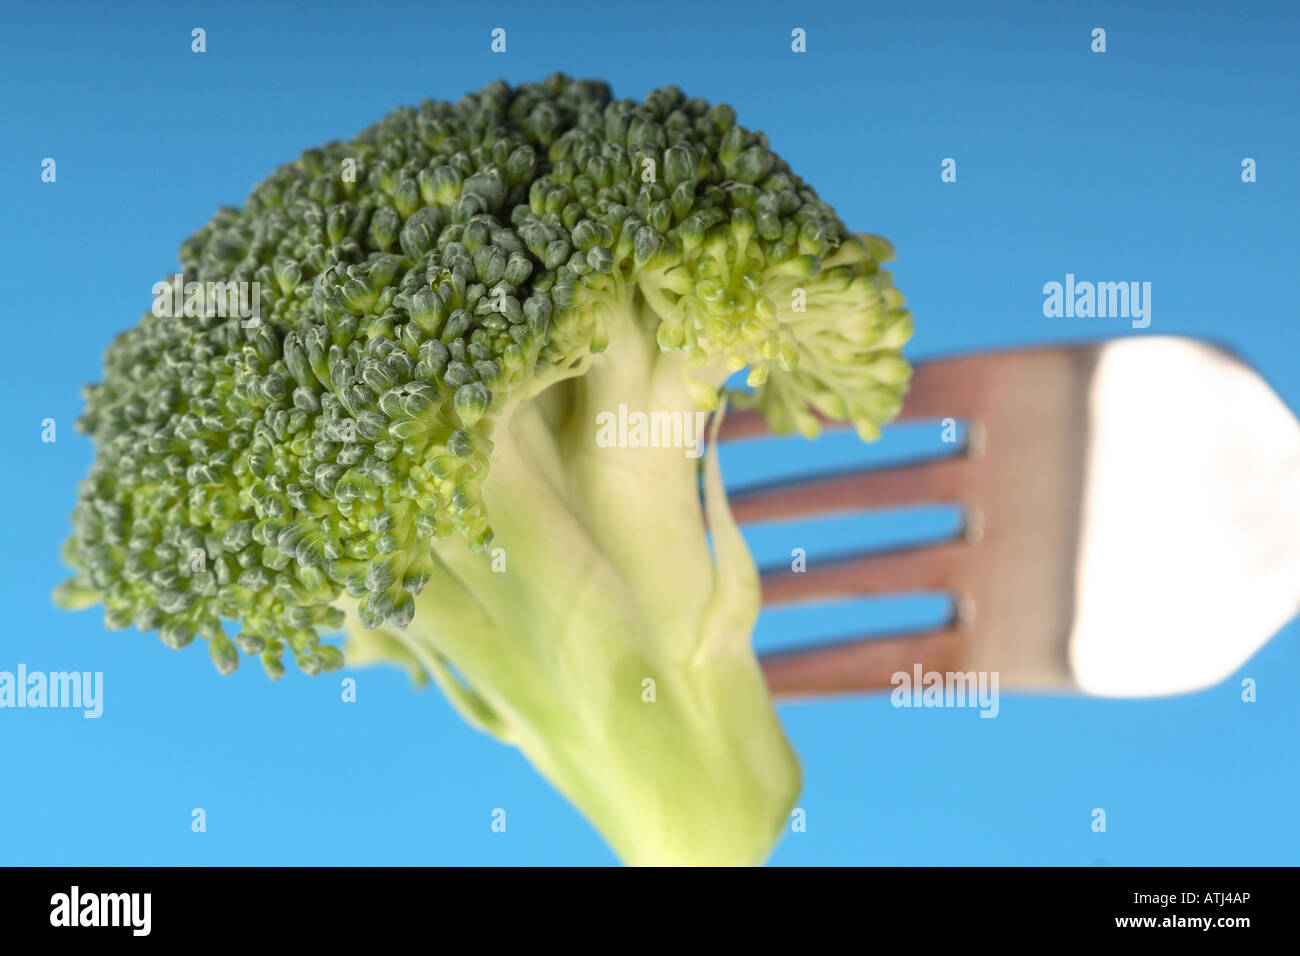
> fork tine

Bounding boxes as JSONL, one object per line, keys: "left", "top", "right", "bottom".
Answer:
{"left": 761, "top": 627, "right": 964, "bottom": 698}
{"left": 730, "top": 455, "right": 972, "bottom": 525}
{"left": 718, "top": 356, "right": 987, "bottom": 443}
{"left": 760, "top": 541, "right": 968, "bottom": 606}
{"left": 891, "top": 359, "right": 986, "bottom": 423}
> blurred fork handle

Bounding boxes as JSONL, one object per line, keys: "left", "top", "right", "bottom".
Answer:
{"left": 761, "top": 628, "right": 964, "bottom": 700}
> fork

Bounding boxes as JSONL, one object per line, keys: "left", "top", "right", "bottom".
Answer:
{"left": 720, "top": 336, "right": 1300, "bottom": 701}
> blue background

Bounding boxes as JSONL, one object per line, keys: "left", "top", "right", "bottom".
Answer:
{"left": 2, "top": 0, "right": 1297, "bottom": 865}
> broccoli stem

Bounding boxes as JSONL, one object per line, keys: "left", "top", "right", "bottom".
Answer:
{"left": 347, "top": 310, "right": 802, "bottom": 865}
{"left": 395, "top": 579, "right": 801, "bottom": 865}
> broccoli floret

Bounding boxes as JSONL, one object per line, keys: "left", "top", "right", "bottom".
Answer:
{"left": 54, "top": 75, "right": 911, "bottom": 865}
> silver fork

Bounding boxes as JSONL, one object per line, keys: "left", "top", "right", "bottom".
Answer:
{"left": 720, "top": 336, "right": 1300, "bottom": 701}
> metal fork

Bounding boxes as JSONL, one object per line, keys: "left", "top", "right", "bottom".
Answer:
{"left": 720, "top": 337, "right": 1300, "bottom": 701}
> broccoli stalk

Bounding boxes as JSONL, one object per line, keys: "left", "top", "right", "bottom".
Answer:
{"left": 348, "top": 310, "right": 799, "bottom": 865}
{"left": 55, "top": 75, "right": 911, "bottom": 865}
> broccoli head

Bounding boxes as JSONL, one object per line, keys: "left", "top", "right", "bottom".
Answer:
{"left": 55, "top": 75, "right": 911, "bottom": 865}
